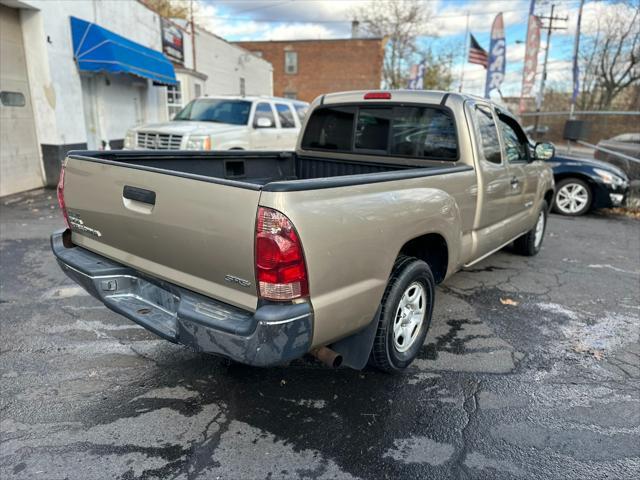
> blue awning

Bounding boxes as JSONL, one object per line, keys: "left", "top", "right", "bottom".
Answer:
{"left": 70, "top": 16, "right": 177, "bottom": 85}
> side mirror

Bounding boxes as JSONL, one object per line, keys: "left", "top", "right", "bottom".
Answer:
{"left": 255, "top": 116, "right": 274, "bottom": 128}
{"left": 534, "top": 141, "right": 555, "bottom": 161}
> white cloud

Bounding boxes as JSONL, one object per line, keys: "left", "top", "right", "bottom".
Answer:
{"left": 197, "top": 0, "right": 533, "bottom": 41}
{"left": 555, "top": 0, "right": 639, "bottom": 38}
{"left": 433, "top": 0, "right": 530, "bottom": 37}
{"left": 507, "top": 42, "right": 526, "bottom": 63}
{"left": 195, "top": 1, "right": 347, "bottom": 41}
{"left": 258, "top": 23, "right": 336, "bottom": 41}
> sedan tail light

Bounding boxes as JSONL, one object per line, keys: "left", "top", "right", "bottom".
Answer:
{"left": 255, "top": 207, "right": 309, "bottom": 301}
{"left": 56, "top": 165, "right": 70, "bottom": 229}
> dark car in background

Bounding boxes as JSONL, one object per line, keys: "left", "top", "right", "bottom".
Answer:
{"left": 546, "top": 153, "right": 629, "bottom": 216}
{"left": 595, "top": 133, "right": 640, "bottom": 180}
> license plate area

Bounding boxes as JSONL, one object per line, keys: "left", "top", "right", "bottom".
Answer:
{"left": 98, "top": 275, "right": 179, "bottom": 339}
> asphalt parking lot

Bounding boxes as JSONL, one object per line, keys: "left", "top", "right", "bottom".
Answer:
{"left": 1, "top": 188, "right": 639, "bottom": 480}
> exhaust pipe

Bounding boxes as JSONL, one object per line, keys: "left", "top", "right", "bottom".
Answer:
{"left": 310, "top": 346, "right": 343, "bottom": 368}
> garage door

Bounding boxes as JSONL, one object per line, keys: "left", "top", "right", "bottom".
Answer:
{"left": 0, "top": 5, "right": 42, "bottom": 197}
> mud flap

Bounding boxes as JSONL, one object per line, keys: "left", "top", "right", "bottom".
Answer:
{"left": 330, "top": 306, "right": 381, "bottom": 370}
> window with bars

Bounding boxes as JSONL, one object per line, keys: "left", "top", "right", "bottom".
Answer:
{"left": 166, "top": 81, "right": 182, "bottom": 119}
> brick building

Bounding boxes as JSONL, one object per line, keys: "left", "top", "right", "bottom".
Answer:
{"left": 234, "top": 38, "right": 385, "bottom": 103}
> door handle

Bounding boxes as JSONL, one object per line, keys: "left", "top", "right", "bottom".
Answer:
{"left": 510, "top": 177, "right": 519, "bottom": 189}
{"left": 123, "top": 185, "right": 156, "bottom": 205}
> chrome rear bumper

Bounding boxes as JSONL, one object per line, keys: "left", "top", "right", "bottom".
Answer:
{"left": 51, "top": 229, "right": 313, "bottom": 366}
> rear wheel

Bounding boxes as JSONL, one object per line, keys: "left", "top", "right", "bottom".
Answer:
{"left": 514, "top": 201, "right": 547, "bottom": 256}
{"left": 369, "top": 256, "right": 435, "bottom": 373}
{"left": 553, "top": 178, "right": 592, "bottom": 216}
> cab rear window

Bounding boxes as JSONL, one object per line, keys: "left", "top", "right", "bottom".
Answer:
{"left": 302, "top": 104, "right": 458, "bottom": 160}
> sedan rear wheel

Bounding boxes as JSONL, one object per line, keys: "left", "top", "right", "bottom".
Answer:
{"left": 553, "top": 178, "right": 592, "bottom": 216}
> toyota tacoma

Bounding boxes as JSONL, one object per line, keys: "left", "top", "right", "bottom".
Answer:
{"left": 52, "top": 90, "right": 555, "bottom": 372}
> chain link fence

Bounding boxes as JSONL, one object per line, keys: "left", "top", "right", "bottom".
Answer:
{"left": 519, "top": 111, "right": 639, "bottom": 145}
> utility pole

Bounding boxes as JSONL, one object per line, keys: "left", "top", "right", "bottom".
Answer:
{"left": 533, "top": 4, "right": 568, "bottom": 138}
{"left": 190, "top": 0, "right": 197, "bottom": 71}
{"left": 459, "top": 11, "right": 469, "bottom": 93}
{"left": 570, "top": 0, "right": 585, "bottom": 119}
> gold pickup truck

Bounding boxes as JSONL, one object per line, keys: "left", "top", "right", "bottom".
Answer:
{"left": 51, "top": 90, "right": 554, "bottom": 372}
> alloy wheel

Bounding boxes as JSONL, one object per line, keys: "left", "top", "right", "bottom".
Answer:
{"left": 393, "top": 281, "right": 426, "bottom": 353}
{"left": 555, "top": 183, "right": 589, "bottom": 214}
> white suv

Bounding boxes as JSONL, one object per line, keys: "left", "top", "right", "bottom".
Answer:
{"left": 124, "top": 96, "right": 309, "bottom": 151}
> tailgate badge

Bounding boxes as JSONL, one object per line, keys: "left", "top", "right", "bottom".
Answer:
{"left": 68, "top": 211, "right": 103, "bottom": 238}
{"left": 224, "top": 275, "right": 251, "bottom": 288}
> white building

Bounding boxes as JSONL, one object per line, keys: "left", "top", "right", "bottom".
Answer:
{"left": 0, "top": 0, "right": 273, "bottom": 197}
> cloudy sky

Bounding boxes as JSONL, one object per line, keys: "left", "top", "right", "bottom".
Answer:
{"left": 194, "top": 0, "right": 633, "bottom": 99}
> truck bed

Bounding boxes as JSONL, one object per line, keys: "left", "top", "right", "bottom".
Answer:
{"left": 60, "top": 149, "right": 471, "bottom": 312}
{"left": 67, "top": 150, "right": 466, "bottom": 191}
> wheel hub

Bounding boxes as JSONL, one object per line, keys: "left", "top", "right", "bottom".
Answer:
{"left": 556, "top": 183, "right": 588, "bottom": 214}
{"left": 534, "top": 210, "right": 545, "bottom": 248}
{"left": 393, "top": 281, "right": 427, "bottom": 353}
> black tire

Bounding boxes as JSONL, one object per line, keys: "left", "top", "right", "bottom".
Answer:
{"left": 552, "top": 178, "right": 592, "bottom": 216}
{"left": 513, "top": 201, "right": 548, "bottom": 256}
{"left": 369, "top": 255, "right": 435, "bottom": 373}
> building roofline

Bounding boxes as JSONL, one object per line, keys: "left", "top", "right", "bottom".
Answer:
{"left": 194, "top": 26, "right": 273, "bottom": 69}
{"left": 232, "top": 37, "right": 384, "bottom": 44}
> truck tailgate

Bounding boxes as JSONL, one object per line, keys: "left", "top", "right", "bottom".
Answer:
{"left": 63, "top": 157, "right": 260, "bottom": 311}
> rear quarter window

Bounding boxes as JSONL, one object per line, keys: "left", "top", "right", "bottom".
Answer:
{"left": 301, "top": 106, "right": 355, "bottom": 151}
{"left": 293, "top": 103, "right": 309, "bottom": 121}
{"left": 302, "top": 104, "right": 458, "bottom": 160}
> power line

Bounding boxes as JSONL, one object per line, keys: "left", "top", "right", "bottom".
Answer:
{"left": 198, "top": 7, "right": 536, "bottom": 23}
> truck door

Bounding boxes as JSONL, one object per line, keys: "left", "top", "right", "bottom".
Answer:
{"left": 250, "top": 102, "right": 280, "bottom": 149}
{"left": 274, "top": 102, "right": 298, "bottom": 149}
{"left": 497, "top": 114, "right": 538, "bottom": 240}
{"left": 469, "top": 104, "right": 511, "bottom": 258}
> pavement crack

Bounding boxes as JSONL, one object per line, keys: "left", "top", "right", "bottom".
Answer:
{"left": 449, "top": 379, "right": 481, "bottom": 478}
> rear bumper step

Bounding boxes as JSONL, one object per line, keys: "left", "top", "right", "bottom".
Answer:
{"left": 51, "top": 230, "right": 313, "bottom": 366}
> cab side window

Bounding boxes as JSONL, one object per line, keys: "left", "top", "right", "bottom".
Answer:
{"left": 498, "top": 117, "right": 528, "bottom": 163}
{"left": 474, "top": 106, "right": 501, "bottom": 164}
{"left": 254, "top": 102, "right": 276, "bottom": 128}
{"left": 275, "top": 103, "right": 296, "bottom": 128}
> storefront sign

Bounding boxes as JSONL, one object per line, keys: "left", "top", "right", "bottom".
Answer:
{"left": 161, "top": 18, "right": 184, "bottom": 64}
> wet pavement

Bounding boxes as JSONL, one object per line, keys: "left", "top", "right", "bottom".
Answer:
{"left": 1, "top": 188, "right": 639, "bottom": 480}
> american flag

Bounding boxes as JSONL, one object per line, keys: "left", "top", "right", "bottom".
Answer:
{"left": 468, "top": 34, "right": 488, "bottom": 68}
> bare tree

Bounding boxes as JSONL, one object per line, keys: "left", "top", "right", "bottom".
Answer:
{"left": 422, "top": 49, "right": 454, "bottom": 90}
{"left": 353, "top": 0, "right": 434, "bottom": 89}
{"left": 142, "top": 0, "right": 189, "bottom": 20}
{"left": 579, "top": 1, "right": 640, "bottom": 110}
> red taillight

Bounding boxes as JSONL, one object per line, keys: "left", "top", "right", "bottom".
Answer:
{"left": 364, "top": 91, "right": 392, "bottom": 100}
{"left": 255, "top": 207, "right": 308, "bottom": 301}
{"left": 56, "top": 165, "right": 70, "bottom": 229}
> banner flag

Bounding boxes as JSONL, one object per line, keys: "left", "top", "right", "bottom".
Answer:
{"left": 407, "top": 61, "right": 426, "bottom": 90}
{"left": 519, "top": 15, "right": 542, "bottom": 112}
{"left": 485, "top": 13, "right": 506, "bottom": 98}
{"left": 407, "top": 64, "right": 418, "bottom": 89}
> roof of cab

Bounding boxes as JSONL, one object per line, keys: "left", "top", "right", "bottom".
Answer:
{"left": 317, "top": 89, "right": 506, "bottom": 107}
{"left": 313, "top": 89, "right": 515, "bottom": 117}
{"left": 192, "top": 94, "right": 309, "bottom": 105}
